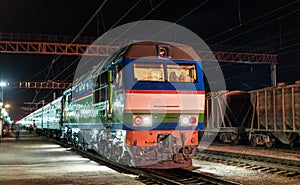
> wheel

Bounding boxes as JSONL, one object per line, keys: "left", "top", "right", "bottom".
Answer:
{"left": 265, "top": 134, "right": 274, "bottom": 149}
{"left": 220, "top": 134, "right": 226, "bottom": 143}
{"left": 120, "top": 151, "right": 131, "bottom": 166}
{"left": 113, "top": 146, "right": 123, "bottom": 163}
{"left": 97, "top": 140, "right": 105, "bottom": 155}
{"left": 103, "top": 145, "right": 111, "bottom": 159}
{"left": 265, "top": 140, "right": 273, "bottom": 148}
{"left": 232, "top": 136, "right": 240, "bottom": 145}
{"left": 82, "top": 142, "right": 88, "bottom": 151}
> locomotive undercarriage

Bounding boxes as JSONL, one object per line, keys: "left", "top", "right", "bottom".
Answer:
{"left": 95, "top": 130, "right": 130, "bottom": 164}
{"left": 61, "top": 128, "right": 89, "bottom": 151}
{"left": 127, "top": 133, "right": 196, "bottom": 168}
{"left": 127, "top": 146, "right": 195, "bottom": 168}
{"left": 94, "top": 131, "right": 196, "bottom": 168}
{"left": 62, "top": 128, "right": 197, "bottom": 168}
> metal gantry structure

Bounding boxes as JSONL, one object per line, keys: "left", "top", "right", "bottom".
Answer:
{"left": 0, "top": 33, "right": 278, "bottom": 89}
{"left": 0, "top": 40, "right": 277, "bottom": 63}
{"left": 6, "top": 81, "right": 71, "bottom": 89}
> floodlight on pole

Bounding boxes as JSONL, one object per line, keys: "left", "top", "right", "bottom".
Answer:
{"left": 0, "top": 81, "right": 7, "bottom": 104}
{"left": 0, "top": 82, "right": 7, "bottom": 87}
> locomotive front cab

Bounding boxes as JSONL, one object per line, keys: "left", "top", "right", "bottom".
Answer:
{"left": 114, "top": 41, "right": 205, "bottom": 168}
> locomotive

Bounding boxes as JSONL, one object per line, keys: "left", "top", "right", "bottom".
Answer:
{"left": 18, "top": 41, "right": 205, "bottom": 168}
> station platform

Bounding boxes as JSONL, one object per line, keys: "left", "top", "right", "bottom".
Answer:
{"left": 0, "top": 131, "right": 142, "bottom": 185}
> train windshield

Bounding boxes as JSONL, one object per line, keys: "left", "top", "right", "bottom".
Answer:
{"left": 166, "top": 63, "right": 197, "bottom": 83}
{"left": 133, "top": 62, "right": 198, "bottom": 83}
{"left": 133, "top": 62, "right": 165, "bottom": 82}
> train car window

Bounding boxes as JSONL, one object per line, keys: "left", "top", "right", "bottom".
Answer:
{"left": 100, "top": 71, "right": 108, "bottom": 86}
{"left": 133, "top": 62, "right": 164, "bottom": 82}
{"left": 166, "top": 63, "right": 197, "bottom": 83}
{"left": 93, "top": 71, "right": 109, "bottom": 104}
{"left": 93, "top": 90, "right": 100, "bottom": 104}
{"left": 72, "top": 89, "right": 76, "bottom": 101}
{"left": 94, "top": 76, "right": 100, "bottom": 89}
{"left": 115, "top": 64, "right": 123, "bottom": 89}
{"left": 100, "top": 88, "right": 107, "bottom": 102}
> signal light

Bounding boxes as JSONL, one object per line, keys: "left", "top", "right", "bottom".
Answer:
{"left": 134, "top": 116, "right": 142, "bottom": 125}
{"left": 190, "top": 116, "right": 197, "bottom": 124}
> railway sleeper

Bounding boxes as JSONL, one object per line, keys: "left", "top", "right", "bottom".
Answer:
{"left": 275, "top": 170, "right": 289, "bottom": 175}
{"left": 259, "top": 167, "right": 272, "bottom": 171}
{"left": 284, "top": 171, "right": 299, "bottom": 177}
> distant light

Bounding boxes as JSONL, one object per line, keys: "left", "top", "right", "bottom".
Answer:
{"left": 0, "top": 82, "right": 7, "bottom": 87}
{"left": 4, "top": 104, "right": 10, "bottom": 109}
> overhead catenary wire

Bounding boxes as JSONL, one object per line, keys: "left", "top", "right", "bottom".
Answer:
{"left": 44, "top": 0, "right": 108, "bottom": 82}
{"left": 27, "top": 0, "right": 108, "bottom": 109}
{"left": 28, "top": 0, "right": 165, "bottom": 106}
{"left": 29, "top": 1, "right": 297, "bottom": 91}
{"left": 62, "top": 0, "right": 207, "bottom": 84}
{"left": 48, "top": 0, "right": 152, "bottom": 87}
{"left": 107, "top": 0, "right": 142, "bottom": 31}
{"left": 50, "top": 0, "right": 165, "bottom": 87}
{"left": 13, "top": 1, "right": 299, "bottom": 112}
{"left": 34, "top": 0, "right": 167, "bottom": 104}
{"left": 236, "top": 35, "right": 300, "bottom": 54}
{"left": 99, "top": 10, "right": 106, "bottom": 33}
{"left": 103, "top": 0, "right": 167, "bottom": 45}
{"left": 277, "top": 48, "right": 300, "bottom": 56}
{"left": 231, "top": 29, "right": 300, "bottom": 52}
{"left": 268, "top": 42, "right": 300, "bottom": 53}
{"left": 238, "top": 0, "right": 242, "bottom": 26}
{"left": 214, "top": 8, "right": 300, "bottom": 45}
{"left": 206, "top": 0, "right": 299, "bottom": 41}
{"left": 43, "top": 0, "right": 214, "bottom": 104}
{"left": 61, "top": 0, "right": 168, "bottom": 86}
{"left": 149, "top": 0, "right": 209, "bottom": 41}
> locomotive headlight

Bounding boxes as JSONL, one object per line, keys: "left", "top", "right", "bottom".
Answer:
{"left": 158, "top": 45, "right": 171, "bottom": 58}
{"left": 159, "top": 47, "right": 168, "bottom": 58}
{"left": 180, "top": 115, "right": 198, "bottom": 126}
{"left": 181, "top": 116, "right": 189, "bottom": 125}
{"left": 133, "top": 115, "right": 152, "bottom": 127}
{"left": 142, "top": 116, "right": 151, "bottom": 125}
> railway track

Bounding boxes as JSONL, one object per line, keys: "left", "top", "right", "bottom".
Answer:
{"left": 144, "top": 168, "right": 241, "bottom": 185}
{"left": 195, "top": 149, "right": 300, "bottom": 178}
{"left": 50, "top": 138, "right": 241, "bottom": 185}
{"left": 211, "top": 142, "right": 300, "bottom": 156}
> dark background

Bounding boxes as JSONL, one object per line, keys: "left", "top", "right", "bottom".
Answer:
{"left": 0, "top": 0, "right": 299, "bottom": 120}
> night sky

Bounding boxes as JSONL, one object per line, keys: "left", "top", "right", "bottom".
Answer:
{"left": 0, "top": 0, "right": 299, "bottom": 120}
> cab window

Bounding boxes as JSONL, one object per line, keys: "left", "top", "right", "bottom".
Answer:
{"left": 133, "top": 62, "right": 164, "bottom": 82}
{"left": 166, "top": 63, "right": 197, "bottom": 83}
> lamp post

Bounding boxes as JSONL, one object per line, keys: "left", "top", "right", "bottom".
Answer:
{"left": 0, "top": 82, "right": 7, "bottom": 119}
{"left": 0, "top": 82, "right": 6, "bottom": 141}
{"left": 0, "top": 82, "right": 7, "bottom": 104}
